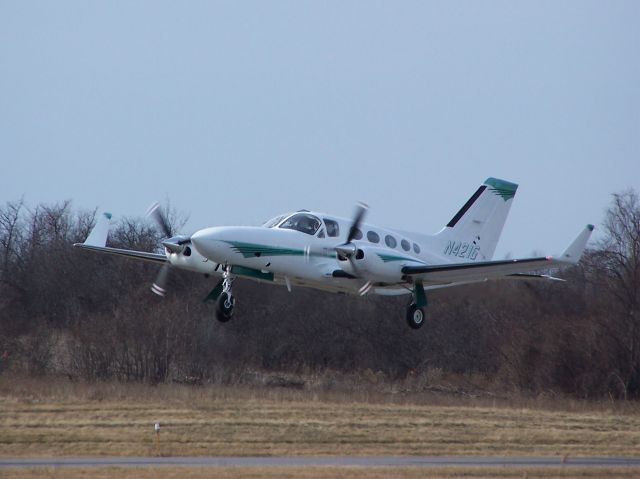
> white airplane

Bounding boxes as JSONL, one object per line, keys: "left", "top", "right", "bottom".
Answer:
{"left": 75, "top": 177, "right": 593, "bottom": 330}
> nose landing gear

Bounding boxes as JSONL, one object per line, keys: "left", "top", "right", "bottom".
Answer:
{"left": 215, "top": 266, "right": 235, "bottom": 322}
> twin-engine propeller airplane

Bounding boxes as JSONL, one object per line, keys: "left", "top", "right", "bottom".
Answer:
{"left": 75, "top": 177, "right": 593, "bottom": 330}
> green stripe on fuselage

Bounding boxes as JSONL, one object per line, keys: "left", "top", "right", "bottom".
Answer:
{"left": 226, "top": 241, "right": 304, "bottom": 258}
{"left": 224, "top": 241, "right": 336, "bottom": 259}
{"left": 376, "top": 253, "right": 425, "bottom": 264}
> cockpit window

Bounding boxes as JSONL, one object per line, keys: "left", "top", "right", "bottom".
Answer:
{"left": 279, "top": 213, "right": 322, "bottom": 235}
{"left": 324, "top": 219, "right": 340, "bottom": 237}
{"left": 263, "top": 215, "right": 286, "bottom": 228}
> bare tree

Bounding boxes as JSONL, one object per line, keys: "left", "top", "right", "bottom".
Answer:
{"left": 586, "top": 190, "right": 640, "bottom": 397}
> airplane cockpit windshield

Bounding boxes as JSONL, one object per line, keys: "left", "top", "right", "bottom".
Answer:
{"left": 262, "top": 215, "right": 287, "bottom": 228}
{"left": 279, "top": 213, "right": 321, "bottom": 235}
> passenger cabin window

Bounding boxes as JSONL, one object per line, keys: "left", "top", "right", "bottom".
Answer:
{"left": 324, "top": 219, "right": 340, "bottom": 237}
{"left": 401, "top": 239, "right": 410, "bottom": 251}
{"left": 263, "top": 215, "right": 286, "bottom": 228}
{"left": 413, "top": 243, "right": 421, "bottom": 254}
{"left": 353, "top": 228, "right": 363, "bottom": 240}
{"left": 279, "top": 213, "right": 321, "bottom": 235}
{"left": 317, "top": 228, "right": 325, "bottom": 238}
{"left": 385, "top": 235, "right": 397, "bottom": 248}
{"left": 367, "top": 230, "right": 380, "bottom": 243}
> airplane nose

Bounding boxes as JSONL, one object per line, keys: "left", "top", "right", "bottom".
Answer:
{"left": 191, "top": 227, "right": 228, "bottom": 262}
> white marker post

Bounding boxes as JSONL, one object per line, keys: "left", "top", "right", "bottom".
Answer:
{"left": 154, "top": 422, "right": 160, "bottom": 454}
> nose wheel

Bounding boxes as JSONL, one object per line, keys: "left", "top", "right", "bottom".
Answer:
{"left": 216, "top": 267, "right": 235, "bottom": 322}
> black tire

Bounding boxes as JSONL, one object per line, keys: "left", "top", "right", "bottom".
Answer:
{"left": 215, "top": 292, "right": 235, "bottom": 322}
{"left": 406, "top": 303, "right": 425, "bottom": 329}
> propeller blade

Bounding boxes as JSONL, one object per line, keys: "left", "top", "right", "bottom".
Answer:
{"left": 358, "top": 281, "right": 373, "bottom": 296}
{"left": 146, "top": 201, "right": 173, "bottom": 238}
{"left": 347, "top": 202, "right": 368, "bottom": 243}
{"left": 151, "top": 262, "right": 171, "bottom": 297}
{"left": 336, "top": 202, "right": 368, "bottom": 262}
{"left": 333, "top": 202, "right": 368, "bottom": 277}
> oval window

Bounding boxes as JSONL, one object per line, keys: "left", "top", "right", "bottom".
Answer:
{"left": 353, "top": 228, "right": 363, "bottom": 240}
{"left": 413, "top": 243, "right": 421, "bottom": 254}
{"left": 401, "top": 239, "right": 410, "bottom": 251}
{"left": 367, "top": 230, "right": 380, "bottom": 243}
{"left": 385, "top": 235, "right": 397, "bottom": 248}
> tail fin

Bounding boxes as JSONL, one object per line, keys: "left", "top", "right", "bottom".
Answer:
{"left": 436, "top": 177, "right": 517, "bottom": 261}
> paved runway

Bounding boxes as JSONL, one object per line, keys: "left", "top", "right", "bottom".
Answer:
{"left": 2, "top": 456, "right": 640, "bottom": 468}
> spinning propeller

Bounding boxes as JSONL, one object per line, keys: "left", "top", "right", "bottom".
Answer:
{"left": 335, "top": 202, "right": 368, "bottom": 273}
{"left": 146, "top": 201, "right": 191, "bottom": 297}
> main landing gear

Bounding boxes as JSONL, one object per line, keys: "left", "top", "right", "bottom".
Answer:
{"left": 406, "top": 281, "right": 427, "bottom": 330}
{"left": 215, "top": 267, "right": 235, "bottom": 323}
{"left": 406, "top": 303, "right": 425, "bottom": 329}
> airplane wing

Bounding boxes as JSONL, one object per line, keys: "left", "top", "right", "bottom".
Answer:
{"left": 74, "top": 243, "right": 167, "bottom": 264}
{"left": 402, "top": 224, "right": 593, "bottom": 285}
{"left": 73, "top": 211, "right": 167, "bottom": 265}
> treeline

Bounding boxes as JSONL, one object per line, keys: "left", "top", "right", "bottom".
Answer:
{"left": 0, "top": 191, "right": 639, "bottom": 399}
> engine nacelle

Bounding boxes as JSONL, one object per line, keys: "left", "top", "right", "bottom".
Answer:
{"left": 337, "top": 245, "right": 414, "bottom": 283}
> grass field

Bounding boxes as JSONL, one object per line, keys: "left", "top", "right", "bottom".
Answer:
{"left": 2, "top": 377, "right": 640, "bottom": 458}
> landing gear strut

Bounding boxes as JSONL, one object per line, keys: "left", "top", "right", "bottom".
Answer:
{"left": 406, "top": 281, "right": 427, "bottom": 330}
{"left": 216, "top": 267, "right": 235, "bottom": 322}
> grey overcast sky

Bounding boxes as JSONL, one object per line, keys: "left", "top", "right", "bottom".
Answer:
{"left": 1, "top": 1, "right": 638, "bottom": 257}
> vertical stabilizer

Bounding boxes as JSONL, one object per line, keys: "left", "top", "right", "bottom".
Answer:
{"left": 435, "top": 178, "right": 517, "bottom": 261}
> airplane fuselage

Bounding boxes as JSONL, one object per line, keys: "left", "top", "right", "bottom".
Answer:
{"left": 187, "top": 211, "right": 450, "bottom": 296}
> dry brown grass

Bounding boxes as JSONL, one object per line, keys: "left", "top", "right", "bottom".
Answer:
{"left": 1, "top": 376, "right": 640, "bottom": 458}
{"left": 2, "top": 467, "right": 640, "bottom": 479}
